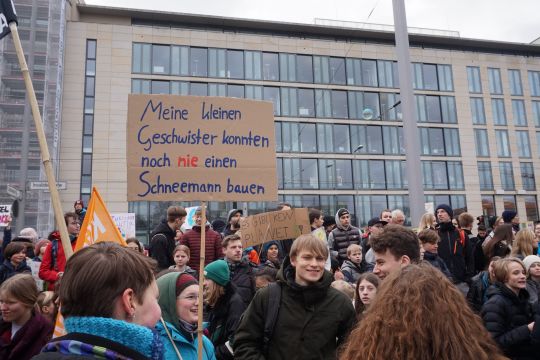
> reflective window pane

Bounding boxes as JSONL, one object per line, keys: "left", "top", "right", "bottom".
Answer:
{"left": 152, "top": 45, "right": 170, "bottom": 74}
{"left": 227, "top": 50, "right": 244, "bottom": 79}
{"left": 190, "top": 48, "right": 208, "bottom": 77}
{"left": 297, "top": 55, "right": 313, "bottom": 83}
{"left": 262, "top": 53, "right": 279, "bottom": 81}
{"left": 329, "top": 57, "right": 346, "bottom": 84}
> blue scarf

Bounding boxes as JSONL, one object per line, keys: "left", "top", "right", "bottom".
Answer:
{"left": 64, "top": 317, "right": 163, "bottom": 360}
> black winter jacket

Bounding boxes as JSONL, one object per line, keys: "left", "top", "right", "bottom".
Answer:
{"left": 233, "top": 257, "right": 356, "bottom": 360}
{"left": 149, "top": 220, "right": 176, "bottom": 272}
{"left": 467, "top": 271, "right": 491, "bottom": 313}
{"left": 423, "top": 251, "right": 453, "bottom": 281}
{"left": 481, "top": 282, "right": 540, "bottom": 359}
{"left": 437, "top": 222, "right": 474, "bottom": 283}
{"left": 329, "top": 225, "right": 361, "bottom": 265}
{"left": 228, "top": 259, "right": 256, "bottom": 307}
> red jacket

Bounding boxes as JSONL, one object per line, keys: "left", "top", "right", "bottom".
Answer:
{"left": 38, "top": 232, "right": 76, "bottom": 290}
{"left": 0, "top": 313, "right": 53, "bottom": 360}
{"left": 180, "top": 225, "right": 223, "bottom": 272}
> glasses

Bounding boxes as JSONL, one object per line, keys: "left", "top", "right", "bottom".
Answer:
{"left": 69, "top": 221, "right": 81, "bottom": 226}
{"left": 178, "top": 294, "right": 199, "bottom": 302}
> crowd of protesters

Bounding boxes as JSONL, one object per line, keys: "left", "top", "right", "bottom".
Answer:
{"left": 1, "top": 199, "right": 540, "bottom": 359}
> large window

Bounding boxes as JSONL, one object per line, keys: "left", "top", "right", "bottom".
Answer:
{"left": 508, "top": 69, "right": 523, "bottom": 96}
{"left": 474, "top": 129, "right": 490, "bottom": 157}
{"left": 470, "top": 97, "right": 486, "bottom": 125}
{"left": 227, "top": 50, "right": 244, "bottom": 79}
{"left": 516, "top": 131, "right": 531, "bottom": 158}
{"left": 279, "top": 122, "right": 317, "bottom": 153}
{"left": 467, "top": 66, "right": 482, "bottom": 93}
{"left": 190, "top": 48, "right": 208, "bottom": 77}
{"left": 208, "top": 49, "right": 226, "bottom": 77}
{"left": 296, "top": 55, "right": 313, "bottom": 83}
{"left": 350, "top": 125, "right": 383, "bottom": 154}
{"left": 520, "top": 162, "right": 536, "bottom": 191}
{"left": 533, "top": 101, "right": 540, "bottom": 127}
{"left": 499, "top": 162, "right": 515, "bottom": 190}
{"left": 279, "top": 53, "right": 296, "bottom": 82}
{"left": 353, "top": 160, "right": 386, "bottom": 190}
{"left": 171, "top": 45, "right": 189, "bottom": 76}
{"left": 488, "top": 68, "right": 503, "bottom": 94}
{"left": 512, "top": 100, "right": 527, "bottom": 126}
{"left": 416, "top": 95, "right": 457, "bottom": 123}
{"left": 132, "top": 43, "right": 151, "bottom": 73}
{"left": 314, "top": 56, "right": 346, "bottom": 84}
{"left": 319, "top": 159, "right": 353, "bottom": 189}
{"left": 317, "top": 124, "right": 351, "bottom": 153}
{"left": 482, "top": 195, "right": 496, "bottom": 217}
{"left": 382, "top": 126, "right": 404, "bottom": 155}
{"left": 413, "top": 63, "right": 438, "bottom": 90}
{"left": 524, "top": 196, "right": 539, "bottom": 221}
{"left": 348, "top": 91, "right": 380, "bottom": 120}
{"left": 377, "top": 60, "right": 399, "bottom": 88}
{"left": 478, "top": 162, "right": 494, "bottom": 190}
{"left": 296, "top": 89, "right": 315, "bottom": 117}
{"left": 419, "top": 128, "right": 460, "bottom": 156}
{"left": 262, "top": 52, "right": 279, "bottom": 81}
{"left": 422, "top": 161, "right": 464, "bottom": 190}
{"left": 491, "top": 99, "right": 507, "bottom": 125}
{"left": 345, "top": 58, "right": 377, "bottom": 87}
{"left": 496, "top": 130, "right": 511, "bottom": 157}
{"left": 529, "top": 71, "right": 540, "bottom": 97}
{"left": 152, "top": 45, "right": 170, "bottom": 74}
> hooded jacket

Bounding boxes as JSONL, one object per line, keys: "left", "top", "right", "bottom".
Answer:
{"left": 156, "top": 272, "right": 216, "bottom": 360}
{"left": 233, "top": 257, "right": 356, "bottom": 360}
{"left": 340, "top": 259, "right": 372, "bottom": 284}
{"left": 481, "top": 282, "right": 540, "bottom": 359}
{"left": 0, "top": 258, "right": 31, "bottom": 285}
{"left": 149, "top": 220, "right": 177, "bottom": 271}
{"left": 436, "top": 221, "right": 474, "bottom": 283}
{"left": 327, "top": 209, "right": 361, "bottom": 264}
{"left": 38, "top": 231, "right": 77, "bottom": 291}
{"left": 180, "top": 225, "right": 223, "bottom": 272}
{"left": 222, "top": 209, "right": 242, "bottom": 237}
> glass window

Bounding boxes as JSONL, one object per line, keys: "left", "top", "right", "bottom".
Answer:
{"left": 491, "top": 99, "right": 507, "bottom": 125}
{"left": 474, "top": 129, "right": 490, "bottom": 157}
{"left": 85, "top": 77, "right": 95, "bottom": 97}
{"left": 444, "top": 128, "right": 460, "bottom": 156}
{"left": 314, "top": 56, "right": 330, "bottom": 84}
{"left": 516, "top": 130, "right": 531, "bottom": 158}
{"left": 377, "top": 60, "right": 397, "bottom": 88}
{"left": 500, "top": 162, "right": 515, "bottom": 190}
{"left": 521, "top": 162, "right": 536, "bottom": 191}
{"left": 283, "top": 158, "right": 301, "bottom": 189}
{"left": 282, "top": 123, "right": 316, "bottom": 153}
{"left": 451, "top": 195, "right": 467, "bottom": 214}
{"left": 132, "top": 43, "right": 151, "bottom": 73}
{"left": 478, "top": 162, "right": 494, "bottom": 190}
{"left": 315, "top": 89, "right": 332, "bottom": 118}
{"left": 227, "top": 50, "right": 244, "bottom": 79}
{"left": 84, "top": 98, "right": 94, "bottom": 114}
{"left": 503, "top": 196, "right": 517, "bottom": 211}
{"left": 386, "top": 160, "right": 405, "bottom": 189}
{"left": 227, "top": 85, "right": 244, "bottom": 98}
{"left": 151, "top": 81, "right": 169, "bottom": 94}
{"left": 171, "top": 81, "right": 189, "bottom": 95}
{"left": 297, "top": 89, "right": 315, "bottom": 117}
{"left": 277, "top": 158, "right": 283, "bottom": 189}
{"left": 470, "top": 97, "right": 486, "bottom": 125}
{"left": 352, "top": 160, "right": 384, "bottom": 190}
{"left": 508, "top": 69, "right": 523, "bottom": 96}
{"left": 275, "top": 123, "right": 282, "bottom": 152}
{"left": 244, "top": 51, "right": 262, "bottom": 80}
{"left": 264, "top": 87, "right": 281, "bottom": 116}
{"left": 467, "top": 66, "right": 482, "bottom": 93}
{"left": 496, "top": 130, "right": 511, "bottom": 157}
{"left": 488, "top": 68, "right": 503, "bottom": 94}
{"left": 301, "top": 159, "right": 318, "bottom": 189}
{"left": 437, "top": 65, "right": 454, "bottom": 91}
{"left": 524, "top": 196, "right": 538, "bottom": 221}
{"left": 296, "top": 55, "right": 313, "bottom": 83}
{"left": 422, "top": 161, "right": 448, "bottom": 190}
{"left": 383, "top": 126, "right": 404, "bottom": 155}
{"left": 82, "top": 154, "right": 92, "bottom": 175}
{"left": 332, "top": 90, "right": 348, "bottom": 119}
{"left": 537, "top": 132, "right": 540, "bottom": 157}
{"left": 82, "top": 135, "right": 93, "bottom": 154}
{"left": 350, "top": 125, "right": 383, "bottom": 155}
{"left": 189, "top": 83, "right": 207, "bottom": 96}
{"left": 81, "top": 175, "right": 92, "bottom": 194}
{"left": 83, "top": 115, "right": 93, "bottom": 135}
{"left": 346, "top": 58, "right": 361, "bottom": 85}
{"left": 245, "top": 85, "right": 263, "bottom": 100}
{"left": 279, "top": 53, "right": 296, "bottom": 82}
{"left": 86, "top": 59, "right": 96, "bottom": 76}
{"left": 379, "top": 93, "right": 401, "bottom": 121}
{"left": 208, "top": 84, "right": 226, "bottom": 96}
{"left": 320, "top": 159, "right": 353, "bottom": 189}
{"left": 171, "top": 45, "right": 189, "bottom": 76}
{"left": 512, "top": 100, "right": 527, "bottom": 126}
{"left": 152, "top": 45, "right": 170, "bottom": 74}
{"left": 281, "top": 88, "right": 298, "bottom": 117}
{"left": 329, "top": 57, "right": 346, "bottom": 85}
{"left": 349, "top": 91, "right": 379, "bottom": 120}
{"left": 482, "top": 195, "right": 496, "bottom": 217}
{"left": 533, "top": 101, "right": 540, "bottom": 127}
{"left": 317, "top": 124, "right": 333, "bottom": 153}
{"left": 447, "top": 161, "right": 464, "bottom": 190}
{"left": 87, "top": 40, "right": 97, "bottom": 59}
{"left": 441, "top": 96, "right": 457, "bottom": 123}
{"left": 208, "top": 49, "right": 226, "bottom": 78}
{"left": 333, "top": 124, "right": 350, "bottom": 153}
{"left": 132, "top": 79, "right": 151, "bottom": 94}
{"left": 420, "top": 128, "right": 444, "bottom": 156}
{"left": 425, "top": 96, "right": 441, "bottom": 123}
{"left": 413, "top": 63, "right": 423, "bottom": 89}
{"left": 361, "top": 59, "right": 378, "bottom": 87}
{"left": 529, "top": 71, "right": 540, "bottom": 97}
{"left": 190, "top": 48, "right": 207, "bottom": 77}
{"left": 422, "top": 64, "right": 438, "bottom": 90}
{"left": 262, "top": 52, "right": 279, "bottom": 81}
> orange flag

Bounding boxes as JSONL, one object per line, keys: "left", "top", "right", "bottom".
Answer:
{"left": 53, "top": 307, "right": 66, "bottom": 338}
{"left": 75, "top": 186, "right": 127, "bottom": 251}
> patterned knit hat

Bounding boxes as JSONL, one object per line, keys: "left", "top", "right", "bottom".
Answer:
{"left": 175, "top": 273, "right": 198, "bottom": 297}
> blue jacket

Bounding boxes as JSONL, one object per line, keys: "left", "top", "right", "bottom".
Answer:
{"left": 156, "top": 320, "right": 216, "bottom": 360}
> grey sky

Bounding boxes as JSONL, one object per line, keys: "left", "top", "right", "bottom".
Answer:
{"left": 86, "top": 0, "right": 539, "bottom": 44}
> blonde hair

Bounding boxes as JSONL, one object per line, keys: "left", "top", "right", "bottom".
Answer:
{"left": 36, "top": 291, "right": 55, "bottom": 308}
{"left": 511, "top": 229, "right": 535, "bottom": 258}
{"left": 290, "top": 234, "right": 328, "bottom": 260}
{"left": 417, "top": 213, "right": 436, "bottom": 232}
{"left": 0, "top": 274, "right": 38, "bottom": 309}
{"left": 493, "top": 257, "right": 526, "bottom": 283}
{"left": 331, "top": 280, "right": 354, "bottom": 300}
{"left": 346, "top": 244, "right": 362, "bottom": 256}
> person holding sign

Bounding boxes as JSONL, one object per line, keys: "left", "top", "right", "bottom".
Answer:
{"left": 233, "top": 234, "right": 356, "bottom": 359}
{"left": 156, "top": 272, "right": 216, "bottom": 360}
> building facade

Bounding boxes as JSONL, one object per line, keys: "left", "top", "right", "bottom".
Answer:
{"left": 0, "top": 0, "right": 66, "bottom": 235}
{"left": 60, "top": 3, "right": 540, "bottom": 242}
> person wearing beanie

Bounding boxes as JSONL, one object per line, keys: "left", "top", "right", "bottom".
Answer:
{"left": 524, "top": 255, "right": 540, "bottom": 300}
{"left": 502, "top": 210, "right": 520, "bottom": 233}
{"left": 156, "top": 272, "right": 216, "bottom": 360}
{"left": 73, "top": 200, "right": 87, "bottom": 224}
{"left": 203, "top": 260, "right": 245, "bottom": 360}
{"left": 328, "top": 208, "right": 362, "bottom": 265}
{"left": 222, "top": 209, "right": 243, "bottom": 238}
{"left": 435, "top": 204, "right": 474, "bottom": 292}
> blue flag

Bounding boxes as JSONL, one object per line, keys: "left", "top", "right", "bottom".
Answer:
{"left": 0, "top": 0, "right": 17, "bottom": 40}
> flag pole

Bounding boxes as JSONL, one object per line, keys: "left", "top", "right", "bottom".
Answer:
{"left": 197, "top": 201, "right": 207, "bottom": 360}
{"left": 8, "top": 22, "right": 73, "bottom": 259}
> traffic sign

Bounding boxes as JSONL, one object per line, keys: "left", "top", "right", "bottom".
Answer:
{"left": 6, "top": 185, "right": 22, "bottom": 200}
{"left": 29, "top": 181, "right": 67, "bottom": 191}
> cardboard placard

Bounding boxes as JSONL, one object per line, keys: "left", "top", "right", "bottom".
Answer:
{"left": 239, "top": 208, "right": 310, "bottom": 248}
{"left": 111, "top": 213, "right": 136, "bottom": 238}
{"left": 127, "top": 95, "right": 277, "bottom": 202}
{"left": 0, "top": 204, "right": 11, "bottom": 227}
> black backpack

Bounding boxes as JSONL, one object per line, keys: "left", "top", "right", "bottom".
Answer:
{"left": 262, "top": 282, "right": 282, "bottom": 353}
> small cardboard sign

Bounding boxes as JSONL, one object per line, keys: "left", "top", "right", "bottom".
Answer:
{"left": 111, "top": 213, "right": 136, "bottom": 239}
{"left": 239, "top": 208, "right": 310, "bottom": 248}
{"left": 127, "top": 95, "right": 277, "bottom": 202}
{"left": 0, "top": 204, "right": 11, "bottom": 227}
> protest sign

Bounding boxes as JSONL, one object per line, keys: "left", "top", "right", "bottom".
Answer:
{"left": 111, "top": 213, "right": 136, "bottom": 238}
{"left": 0, "top": 204, "right": 10, "bottom": 226}
{"left": 239, "top": 208, "right": 310, "bottom": 248}
{"left": 127, "top": 95, "right": 277, "bottom": 202}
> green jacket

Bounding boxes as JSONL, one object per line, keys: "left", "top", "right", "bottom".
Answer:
{"left": 233, "top": 258, "right": 356, "bottom": 360}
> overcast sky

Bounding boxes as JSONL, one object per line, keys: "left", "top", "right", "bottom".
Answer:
{"left": 86, "top": 0, "right": 539, "bottom": 44}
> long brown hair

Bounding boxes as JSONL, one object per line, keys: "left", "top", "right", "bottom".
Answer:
{"left": 484, "top": 224, "right": 513, "bottom": 260}
{"left": 511, "top": 229, "right": 535, "bottom": 258}
{"left": 354, "top": 273, "right": 379, "bottom": 317}
{"left": 340, "top": 263, "right": 506, "bottom": 360}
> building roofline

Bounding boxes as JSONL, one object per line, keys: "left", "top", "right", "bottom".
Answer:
{"left": 77, "top": 4, "right": 540, "bottom": 56}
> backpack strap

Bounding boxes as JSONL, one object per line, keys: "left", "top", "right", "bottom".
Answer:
{"left": 458, "top": 229, "right": 466, "bottom": 247}
{"left": 263, "top": 282, "right": 282, "bottom": 353}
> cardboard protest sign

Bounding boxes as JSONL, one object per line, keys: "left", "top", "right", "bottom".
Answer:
{"left": 111, "top": 213, "right": 136, "bottom": 238}
{"left": 127, "top": 95, "right": 277, "bottom": 202}
{"left": 239, "top": 208, "right": 310, "bottom": 248}
{"left": 0, "top": 204, "right": 11, "bottom": 226}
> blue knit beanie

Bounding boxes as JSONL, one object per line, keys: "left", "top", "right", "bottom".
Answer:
{"left": 204, "top": 259, "right": 230, "bottom": 286}
{"left": 435, "top": 204, "right": 453, "bottom": 219}
{"left": 502, "top": 210, "right": 517, "bottom": 223}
